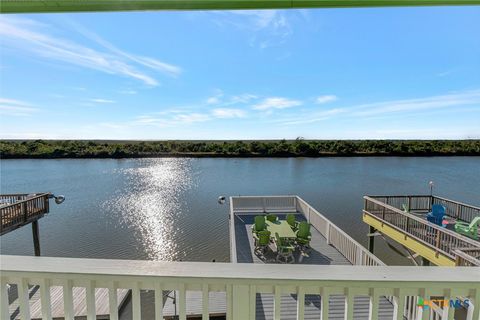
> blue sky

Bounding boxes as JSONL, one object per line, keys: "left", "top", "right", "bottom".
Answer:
{"left": 0, "top": 6, "right": 479, "bottom": 140}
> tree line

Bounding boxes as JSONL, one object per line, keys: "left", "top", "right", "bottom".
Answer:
{"left": 0, "top": 139, "right": 479, "bottom": 158}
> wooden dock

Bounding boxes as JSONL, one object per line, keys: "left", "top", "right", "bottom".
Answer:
{"left": 363, "top": 195, "right": 480, "bottom": 266}
{"left": 1, "top": 193, "right": 50, "bottom": 236}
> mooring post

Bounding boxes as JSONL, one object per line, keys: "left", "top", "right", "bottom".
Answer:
{"left": 368, "top": 225, "right": 375, "bottom": 253}
{"left": 32, "top": 220, "right": 41, "bottom": 256}
{"left": 421, "top": 257, "right": 430, "bottom": 266}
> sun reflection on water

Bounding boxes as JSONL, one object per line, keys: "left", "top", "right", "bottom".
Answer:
{"left": 104, "top": 158, "right": 194, "bottom": 261}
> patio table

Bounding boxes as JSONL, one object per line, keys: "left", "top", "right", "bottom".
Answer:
{"left": 266, "top": 220, "right": 296, "bottom": 239}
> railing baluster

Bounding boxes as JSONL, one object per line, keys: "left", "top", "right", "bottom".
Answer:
{"left": 85, "top": 281, "right": 96, "bottom": 320}
{"left": 321, "top": 288, "right": 330, "bottom": 320}
{"left": 296, "top": 286, "right": 305, "bottom": 320}
{"left": 345, "top": 289, "right": 355, "bottom": 320}
{"left": 274, "top": 285, "right": 281, "bottom": 320}
{"left": 441, "top": 290, "right": 455, "bottom": 320}
{"left": 1, "top": 279, "right": 10, "bottom": 320}
{"left": 178, "top": 283, "right": 186, "bottom": 320}
{"left": 154, "top": 283, "right": 164, "bottom": 320}
{"left": 40, "top": 279, "right": 52, "bottom": 320}
{"left": 131, "top": 282, "right": 141, "bottom": 320}
{"left": 108, "top": 283, "right": 119, "bottom": 320}
{"left": 368, "top": 289, "right": 378, "bottom": 320}
{"left": 226, "top": 284, "right": 233, "bottom": 319}
{"left": 249, "top": 285, "right": 256, "bottom": 320}
{"left": 62, "top": 280, "right": 74, "bottom": 320}
{"left": 18, "top": 278, "right": 31, "bottom": 320}
{"left": 202, "top": 284, "right": 209, "bottom": 320}
{"left": 393, "top": 290, "right": 406, "bottom": 320}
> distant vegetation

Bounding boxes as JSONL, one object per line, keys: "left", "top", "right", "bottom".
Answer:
{"left": 0, "top": 139, "right": 479, "bottom": 158}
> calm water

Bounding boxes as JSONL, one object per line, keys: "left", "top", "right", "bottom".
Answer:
{"left": 1, "top": 157, "right": 479, "bottom": 265}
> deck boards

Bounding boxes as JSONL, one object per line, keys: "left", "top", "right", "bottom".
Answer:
{"left": 234, "top": 214, "right": 350, "bottom": 265}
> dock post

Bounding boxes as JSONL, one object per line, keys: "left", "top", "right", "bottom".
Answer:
{"left": 32, "top": 221, "right": 41, "bottom": 256}
{"left": 421, "top": 257, "right": 430, "bottom": 266}
{"left": 368, "top": 226, "right": 375, "bottom": 253}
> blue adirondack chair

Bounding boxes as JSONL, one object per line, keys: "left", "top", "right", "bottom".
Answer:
{"left": 426, "top": 204, "right": 446, "bottom": 226}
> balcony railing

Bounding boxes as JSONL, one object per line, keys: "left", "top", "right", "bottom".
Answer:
{"left": 1, "top": 255, "right": 479, "bottom": 320}
{"left": 367, "top": 195, "right": 480, "bottom": 223}
{"left": 0, "top": 193, "right": 50, "bottom": 235}
{"left": 363, "top": 196, "right": 480, "bottom": 265}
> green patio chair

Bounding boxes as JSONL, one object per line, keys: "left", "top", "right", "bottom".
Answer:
{"left": 253, "top": 230, "right": 271, "bottom": 255}
{"left": 286, "top": 214, "right": 298, "bottom": 231}
{"left": 274, "top": 232, "right": 295, "bottom": 263}
{"left": 296, "top": 221, "right": 312, "bottom": 247}
{"left": 266, "top": 214, "right": 278, "bottom": 223}
{"left": 251, "top": 215, "right": 266, "bottom": 233}
{"left": 454, "top": 217, "right": 480, "bottom": 240}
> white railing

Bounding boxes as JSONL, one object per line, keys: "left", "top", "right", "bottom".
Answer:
{"left": 295, "top": 196, "right": 386, "bottom": 266}
{"left": 230, "top": 195, "right": 384, "bottom": 266}
{"left": 230, "top": 195, "right": 297, "bottom": 214}
{"left": 364, "top": 196, "right": 480, "bottom": 263}
{"left": 1, "top": 255, "right": 479, "bottom": 320}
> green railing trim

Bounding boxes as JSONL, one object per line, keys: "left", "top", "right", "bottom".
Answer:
{"left": 1, "top": 0, "right": 480, "bottom": 14}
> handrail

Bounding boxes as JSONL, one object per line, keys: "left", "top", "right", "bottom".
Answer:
{"left": 1, "top": 255, "right": 479, "bottom": 320}
{"left": 364, "top": 196, "right": 480, "bottom": 260}
{"left": 296, "top": 196, "right": 385, "bottom": 266}
{"left": 453, "top": 248, "right": 480, "bottom": 266}
{"left": 0, "top": 193, "right": 50, "bottom": 207}
{"left": 367, "top": 194, "right": 480, "bottom": 222}
{"left": 0, "top": 193, "right": 50, "bottom": 235}
{"left": 433, "top": 195, "right": 480, "bottom": 211}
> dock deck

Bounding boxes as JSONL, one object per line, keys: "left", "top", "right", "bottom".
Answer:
{"left": 229, "top": 196, "right": 395, "bottom": 320}
{"left": 363, "top": 195, "right": 480, "bottom": 266}
{"left": 1, "top": 193, "right": 50, "bottom": 236}
{"left": 234, "top": 214, "right": 350, "bottom": 265}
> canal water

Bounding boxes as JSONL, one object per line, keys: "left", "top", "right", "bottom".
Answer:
{"left": 1, "top": 157, "right": 479, "bottom": 265}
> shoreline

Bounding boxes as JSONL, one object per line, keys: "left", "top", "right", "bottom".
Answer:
{"left": 2, "top": 152, "right": 479, "bottom": 159}
{"left": 2, "top": 139, "right": 479, "bottom": 159}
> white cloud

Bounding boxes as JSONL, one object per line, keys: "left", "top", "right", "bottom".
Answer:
{"left": 230, "top": 94, "right": 258, "bottom": 104}
{"left": 174, "top": 113, "right": 210, "bottom": 123}
{"left": 252, "top": 97, "right": 302, "bottom": 110}
{"left": 0, "top": 98, "right": 38, "bottom": 116}
{"left": 212, "top": 108, "right": 246, "bottom": 119}
{"left": 277, "top": 89, "right": 480, "bottom": 125}
{"left": 0, "top": 17, "right": 181, "bottom": 86}
{"left": 90, "top": 98, "right": 115, "bottom": 104}
{"left": 118, "top": 89, "right": 137, "bottom": 95}
{"left": 351, "top": 90, "right": 480, "bottom": 117}
{"left": 315, "top": 95, "right": 338, "bottom": 104}
{"left": 206, "top": 96, "right": 221, "bottom": 104}
{"left": 211, "top": 10, "right": 294, "bottom": 49}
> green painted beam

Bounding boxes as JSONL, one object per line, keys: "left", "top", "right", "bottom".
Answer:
{"left": 1, "top": 0, "right": 479, "bottom": 14}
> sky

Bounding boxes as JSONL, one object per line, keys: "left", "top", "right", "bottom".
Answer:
{"left": 0, "top": 6, "right": 479, "bottom": 140}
